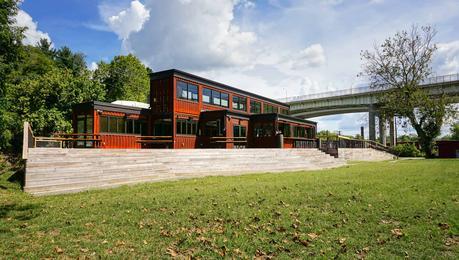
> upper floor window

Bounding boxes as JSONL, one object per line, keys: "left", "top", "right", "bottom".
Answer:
{"left": 232, "top": 96, "right": 247, "bottom": 111}
{"left": 263, "top": 103, "right": 278, "bottom": 113}
{"left": 250, "top": 100, "right": 261, "bottom": 114}
{"left": 279, "top": 108, "right": 289, "bottom": 115}
{"left": 203, "top": 88, "right": 229, "bottom": 107}
{"left": 177, "top": 80, "right": 198, "bottom": 102}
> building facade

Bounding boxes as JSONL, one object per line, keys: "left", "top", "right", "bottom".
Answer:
{"left": 72, "top": 69, "right": 317, "bottom": 149}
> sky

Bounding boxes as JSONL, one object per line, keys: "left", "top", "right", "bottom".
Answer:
{"left": 15, "top": 0, "right": 459, "bottom": 136}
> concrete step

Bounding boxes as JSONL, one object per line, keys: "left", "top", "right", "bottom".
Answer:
{"left": 25, "top": 148, "right": 347, "bottom": 196}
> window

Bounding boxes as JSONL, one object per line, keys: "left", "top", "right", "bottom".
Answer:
{"left": 233, "top": 125, "right": 247, "bottom": 137}
{"left": 203, "top": 120, "right": 223, "bottom": 137}
{"left": 253, "top": 122, "right": 273, "bottom": 138}
{"left": 99, "top": 116, "right": 147, "bottom": 135}
{"left": 232, "top": 96, "right": 247, "bottom": 111}
{"left": 294, "top": 126, "right": 307, "bottom": 138}
{"left": 154, "top": 119, "right": 172, "bottom": 136}
{"left": 279, "top": 123, "right": 291, "bottom": 137}
{"left": 203, "top": 88, "right": 229, "bottom": 107}
{"left": 221, "top": 93, "right": 229, "bottom": 107}
{"left": 176, "top": 80, "right": 198, "bottom": 101}
{"left": 263, "top": 103, "right": 277, "bottom": 113}
{"left": 279, "top": 108, "right": 289, "bottom": 115}
{"left": 203, "top": 88, "right": 211, "bottom": 103}
{"left": 176, "top": 119, "right": 198, "bottom": 135}
{"left": 250, "top": 100, "right": 261, "bottom": 114}
{"left": 212, "top": 91, "right": 221, "bottom": 106}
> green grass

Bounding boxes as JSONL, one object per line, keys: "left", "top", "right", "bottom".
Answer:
{"left": 1, "top": 160, "right": 458, "bottom": 258}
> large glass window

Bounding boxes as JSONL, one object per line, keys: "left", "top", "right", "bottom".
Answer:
{"left": 263, "top": 103, "right": 278, "bottom": 114}
{"left": 232, "top": 96, "right": 247, "bottom": 111}
{"left": 250, "top": 100, "right": 261, "bottom": 114}
{"left": 253, "top": 122, "right": 273, "bottom": 138}
{"left": 100, "top": 116, "right": 147, "bottom": 135}
{"left": 176, "top": 80, "right": 198, "bottom": 102}
{"left": 203, "top": 120, "right": 223, "bottom": 137}
{"left": 154, "top": 119, "right": 172, "bottom": 136}
{"left": 203, "top": 88, "right": 211, "bottom": 103}
{"left": 279, "top": 108, "right": 289, "bottom": 115}
{"left": 279, "top": 123, "right": 291, "bottom": 137}
{"left": 233, "top": 125, "right": 247, "bottom": 137}
{"left": 203, "top": 88, "right": 228, "bottom": 107}
{"left": 212, "top": 91, "right": 221, "bottom": 105}
{"left": 221, "top": 93, "right": 229, "bottom": 107}
{"left": 176, "top": 119, "right": 198, "bottom": 135}
{"left": 293, "top": 126, "right": 307, "bottom": 138}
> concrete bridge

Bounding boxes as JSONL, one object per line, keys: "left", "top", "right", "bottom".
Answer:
{"left": 282, "top": 74, "right": 459, "bottom": 145}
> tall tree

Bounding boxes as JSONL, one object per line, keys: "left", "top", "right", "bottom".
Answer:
{"left": 54, "top": 46, "right": 87, "bottom": 76}
{"left": 0, "top": 0, "right": 24, "bottom": 150}
{"left": 94, "top": 54, "right": 150, "bottom": 103}
{"left": 360, "top": 25, "right": 456, "bottom": 157}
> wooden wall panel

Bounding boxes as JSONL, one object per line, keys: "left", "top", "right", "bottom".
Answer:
{"left": 175, "top": 136, "right": 197, "bottom": 149}
{"left": 100, "top": 135, "right": 141, "bottom": 149}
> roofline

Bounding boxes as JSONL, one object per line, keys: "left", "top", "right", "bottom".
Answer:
{"left": 150, "top": 69, "right": 289, "bottom": 107}
{"left": 73, "top": 101, "right": 151, "bottom": 114}
{"left": 250, "top": 113, "right": 317, "bottom": 125}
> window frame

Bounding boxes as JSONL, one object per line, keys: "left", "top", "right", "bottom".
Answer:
{"left": 250, "top": 100, "right": 261, "bottom": 114}
{"left": 176, "top": 80, "right": 199, "bottom": 102}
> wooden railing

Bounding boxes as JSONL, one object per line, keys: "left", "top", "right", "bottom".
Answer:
{"left": 34, "top": 133, "right": 102, "bottom": 148}
{"left": 319, "top": 135, "right": 394, "bottom": 157}
{"left": 136, "top": 136, "right": 174, "bottom": 144}
{"left": 22, "top": 122, "right": 35, "bottom": 159}
{"left": 210, "top": 137, "right": 247, "bottom": 144}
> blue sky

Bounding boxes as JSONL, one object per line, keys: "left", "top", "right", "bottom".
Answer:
{"left": 16, "top": 0, "right": 459, "bottom": 136}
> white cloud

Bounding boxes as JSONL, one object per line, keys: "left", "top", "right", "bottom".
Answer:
{"left": 103, "top": 0, "right": 150, "bottom": 40}
{"left": 13, "top": 10, "right": 51, "bottom": 46}
{"left": 434, "top": 41, "right": 459, "bottom": 75}
{"left": 123, "top": 0, "right": 257, "bottom": 70}
{"left": 89, "top": 62, "right": 99, "bottom": 71}
{"left": 288, "top": 44, "right": 326, "bottom": 69}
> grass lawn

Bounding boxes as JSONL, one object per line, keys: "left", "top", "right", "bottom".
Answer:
{"left": 1, "top": 159, "right": 458, "bottom": 258}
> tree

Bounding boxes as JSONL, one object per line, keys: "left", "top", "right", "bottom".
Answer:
{"left": 94, "top": 54, "right": 150, "bottom": 103}
{"left": 360, "top": 25, "right": 456, "bottom": 158}
{"left": 448, "top": 122, "right": 459, "bottom": 140}
{"left": 54, "top": 46, "right": 87, "bottom": 76}
{"left": 6, "top": 68, "right": 105, "bottom": 139}
{"left": 0, "top": 0, "right": 24, "bottom": 150}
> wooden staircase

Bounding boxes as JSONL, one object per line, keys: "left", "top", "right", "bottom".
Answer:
{"left": 25, "top": 148, "right": 346, "bottom": 196}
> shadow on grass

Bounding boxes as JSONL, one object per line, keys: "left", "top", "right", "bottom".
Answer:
{"left": 7, "top": 167, "right": 25, "bottom": 189}
{"left": 0, "top": 203, "right": 41, "bottom": 222}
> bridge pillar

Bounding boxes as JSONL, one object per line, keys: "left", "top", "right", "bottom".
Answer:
{"left": 378, "top": 115, "right": 387, "bottom": 146}
{"left": 369, "top": 110, "right": 376, "bottom": 141}
{"left": 389, "top": 117, "right": 396, "bottom": 146}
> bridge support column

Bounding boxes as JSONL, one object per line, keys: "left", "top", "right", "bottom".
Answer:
{"left": 369, "top": 110, "right": 376, "bottom": 141}
{"left": 389, "top": 117, "right": 396, "bottom": 146}
{"left": 379, "top": 115, "right": 387, "bottom": 146}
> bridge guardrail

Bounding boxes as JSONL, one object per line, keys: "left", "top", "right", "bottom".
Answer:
{"left": 280, "top": 73, "right": 459, "bottom": 103}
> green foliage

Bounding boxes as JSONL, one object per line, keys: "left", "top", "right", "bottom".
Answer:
{"left": 1, "top": 160, "right": 458, "bottom": 258}
{"left": 0, "top": 0, "right": 150, "bottom": 152}
{"left": 397, "top": 134, "right": 418, "bottom": 142}
{"left": 94, "top": 54, "right": 150, "bottom": 103}
{"left": 5, "top": 68, "right": 105, "bottom": 138}
{"left": 317, "top": 130, "right": 338, "bottom": 140}
{"left": 448, "top": 123, "right": 459, "bottom": 140}
{"left": 392, "top": 143, "right": 423, "bottom": 157}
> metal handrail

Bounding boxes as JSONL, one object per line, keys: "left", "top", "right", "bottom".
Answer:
{"left": 280, "top": 73, "right": 459, "bottom": 103}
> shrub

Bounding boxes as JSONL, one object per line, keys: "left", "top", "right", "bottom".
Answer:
{"left": 393, "top": 143, "right": 423, "bottom": 157}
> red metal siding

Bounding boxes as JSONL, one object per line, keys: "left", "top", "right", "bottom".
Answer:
{"left": 100, "top": 135, "right": 141, "bottom": 149}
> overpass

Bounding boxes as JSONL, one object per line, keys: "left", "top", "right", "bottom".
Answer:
{"left": 282, "top": 73, "right": 459, "bottom": 145}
